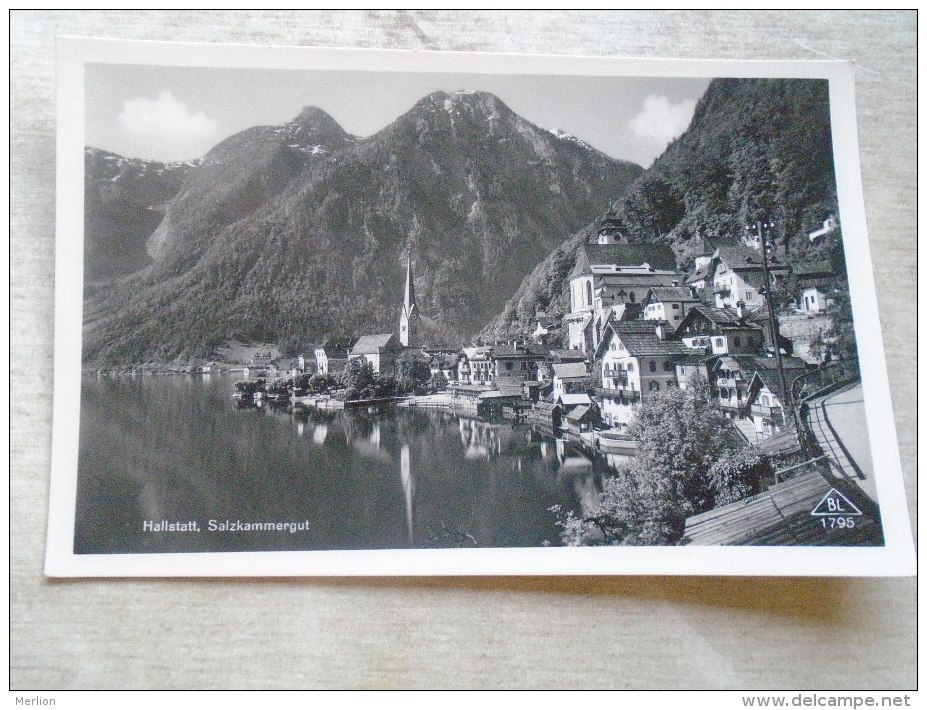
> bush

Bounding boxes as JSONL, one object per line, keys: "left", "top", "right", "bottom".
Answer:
{"left": 554, "top": 376, "right": 768, "bottom": 546}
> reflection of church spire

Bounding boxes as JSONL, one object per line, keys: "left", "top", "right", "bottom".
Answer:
{"left": 399, "top": 255, "right": 419, "bottom": 347}
{"left": 400, "top": 444, "right": 414, "bottom": 544}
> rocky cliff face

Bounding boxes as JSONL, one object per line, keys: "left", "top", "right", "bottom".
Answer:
{"left": 481, "top": 77, "right": 840, "bottom": 343}
{"left": 83, "top": 91, "right": 642, "bottom": 365}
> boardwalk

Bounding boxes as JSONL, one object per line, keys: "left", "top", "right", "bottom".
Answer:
{"left": 684, "top": 468, "right": 883, "bottom": 546}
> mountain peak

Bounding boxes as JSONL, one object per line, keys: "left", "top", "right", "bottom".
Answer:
{"left": 288, "top": 106, "right": 348, "bottom": 138}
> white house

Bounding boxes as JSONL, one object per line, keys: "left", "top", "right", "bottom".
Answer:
{"left": 800, "top": 286, "right": 833, "bottom": 315}
{"left": 711, "top": 247, "right": 788, "bottom": 310}
{"left": 348, "top": 333, "right": 402, "bottom": 375}
{"left": 314, "top": 337, "right": 354, "bottom": 375}
{"left": 675, "top": 303, "right": 766, "bottom": 356}
{"left": 550, "top": 362, "right": 588, "bottom": 400}
{"left": 808, "top": 216, "right": 838, "bottom": 242}
{"left": 642, "top": 286, "right": 701, "bottom": 329}
{"left": 743, "top": 357, "right": 807, "bottom": 440}
{"left": 593, "top": 320, "right": 689, "bottom": 431}
{"left": 457, "top": 346, "right": 494, "bottom": 387}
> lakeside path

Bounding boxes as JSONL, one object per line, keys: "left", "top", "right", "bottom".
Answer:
{"left": 807, "top": 382, "right": 877, "bottom": 502}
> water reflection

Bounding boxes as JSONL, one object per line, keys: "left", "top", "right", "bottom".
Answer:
{"left": 75, "top": 374, "right": 612, "bottom": 554}
{"left": 400, "top": 443, "right": 414, "bottom": 544}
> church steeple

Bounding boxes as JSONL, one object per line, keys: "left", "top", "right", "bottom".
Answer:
{"left": 399, "top": 256, "right": 419, "bottom": 347}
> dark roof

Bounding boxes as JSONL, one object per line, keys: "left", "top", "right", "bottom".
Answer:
{"left": 756, "top": 428, "right": 802, "bottom": 456}
{"left": 565, "top": 404, "right": 596, "bottom": 422}
{"left": 494, "top": 343, "right": 538, "bottom": 359}
{"left": 548, "top": 349, "right": 587, "bottom": 362}
{"left": 613, "top": 320, "right": 664, "bottom": 335}
{"left": 750, "top": 357, "right": 807, "bottom": 401}
{"left": 675, "top": 354, "right": 711, "bottom": 366}
{"left": 606, "top": 321, "right": 691, "bottom": 357}
{"left": 619, "top": 334, "right": 691, "bottom": 358}
{"left": 685, "top": 262, "right": 715, "bottom": 284}
{"left": 318, "top": 336, "right": 355, "bottom": 354}
{"left": 791, "top": 260, "right": 834, "bottom": 277}
{"left": 551, "top": 362, "right": 588, "bottom": 379}
{"left": 716, "top": 246, "right": 787, "bottom": 271}
{"left": 577, "top": 243, "right": 677, "bottom": 273}
{"left": 647, "top": 286, "right": 700, "bottom": 303}
{"left": 350, "top": 333, "right": 397, "bottom": 355}
{"left": 685, "top": 304, "right": 763, "bottom": 330}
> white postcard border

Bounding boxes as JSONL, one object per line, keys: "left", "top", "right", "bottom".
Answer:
{"left": 46, "top": 37, "right": 916, "bottom": 577}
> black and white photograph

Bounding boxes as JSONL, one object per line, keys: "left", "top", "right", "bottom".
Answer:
{"left": 45, "top": 39, "right": 914, "bottom": 576}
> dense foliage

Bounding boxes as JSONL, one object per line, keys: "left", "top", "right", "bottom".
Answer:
{"left": 485, "top": 78, "right": 849, "bottom": 342}
{"left": 553, "top": 377, "right": 769, "bottom": 545}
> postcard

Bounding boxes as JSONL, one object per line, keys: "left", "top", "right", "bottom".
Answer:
{"left": 45, "top": 37, "right": 915, "bottom": 576}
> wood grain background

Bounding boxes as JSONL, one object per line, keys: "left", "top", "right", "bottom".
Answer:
{"left": 10, "top": 10, "right": 916, "bottom": 690}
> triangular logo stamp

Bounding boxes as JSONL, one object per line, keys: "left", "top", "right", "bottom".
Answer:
{"left": 811, "top": 488, "right": 863, "bottom": 516}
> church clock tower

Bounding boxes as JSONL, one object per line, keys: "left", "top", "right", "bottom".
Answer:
{"left": 399, "top": 256, "right": 419, "bottom": 347}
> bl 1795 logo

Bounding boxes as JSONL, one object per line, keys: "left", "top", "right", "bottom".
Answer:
{"left": 810, "top": 488, "right": 863, "bottom": 530}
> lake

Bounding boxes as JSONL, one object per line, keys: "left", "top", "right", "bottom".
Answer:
{"left": 75, "top": 373, "right": 611, "bottom": 554}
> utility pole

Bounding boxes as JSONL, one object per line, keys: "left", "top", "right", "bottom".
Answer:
{"left": 754, "top": 220, "right": 795, "bottom": 431}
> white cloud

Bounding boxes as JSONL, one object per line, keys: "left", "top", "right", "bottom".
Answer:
{"left": 628, "top": 94, "right": 697, "bottom": 147}
{"left": 116, "top": 91, "right": 218, "bottom": 161}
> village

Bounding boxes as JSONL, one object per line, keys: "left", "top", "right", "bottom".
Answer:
{"left": 219, "top": 212, "right": 848, "bottom": 461}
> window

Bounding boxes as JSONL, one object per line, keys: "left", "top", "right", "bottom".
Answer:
{"left": 761, "top": 395, "right": 770, "bottom": 406}
{"left": 672, "top": 303, "right": 680, "bottom": 310}
{"left": 719, "top": 387, "right": 729, "bottom": 398}
{"left": 586, "top": 280, "right": 593, "bottom": 306}
{"left": 627, "top": 362, "right": 634, "bottom": 372}
{"left": 745, "top": 291, "right": 753, "bottom": 300}
{"left": 663, "top": 361, "right": 674, "bottom": 372}
{"left": 667, "top": 380, "right": 676, "bottom": 388}
{"left": 505, "top": 362, "right": 513, "bottom": 371}
{"left": 521, "top": 361, "right": 528, "bottom": 370}
{"left": 649, "top": 381, "right": 660, "bottom": 392}
{"left": 714, "top": 338, "right": 724, "bottom": 348}
{"left": 629, "top": 291, "right": 636, "bottom": 303}
{"left": 649, "top": 360, "right": 657, "bottom": 373}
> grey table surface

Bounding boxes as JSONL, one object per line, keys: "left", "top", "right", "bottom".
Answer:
{"left": 10, "top": 10, "right": 916, "bottom": 690}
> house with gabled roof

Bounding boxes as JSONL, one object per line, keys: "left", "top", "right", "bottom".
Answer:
{"left": 642, "top": 285, "right": 701, "bottom": 329}
{"left": 314, "top": 337, "right": 355, "bottom": 375}
{"left": 564, "top": 403, "right": 601, "bottom": 435}
{"left": 709, "top": 354, "right": 760, "bottom": 418}
{"left": 711, "top": 246, "right": 789, "bottom": 310}
{"left": 675, "top": 303, "right": 765, "bottom": 356}
{"left": 493, "top": 342, "right": 546, "bottom": 395}
{"left": 457, "top": 346, "right": 493, "bottom": 387}
{"left": 549, "top": 361, "right": 589, "bottom": 400}
{"left": 348, "top": 333, "right": 403, "bottom": 375}
{"left": 592, "top": 320, "right": 690, "bottom": 431}
{"left": 743, "top": 357, "right": 807, "bottom": 440}
{"left": 792, "top": 260, "right": 839, "bottom": 315}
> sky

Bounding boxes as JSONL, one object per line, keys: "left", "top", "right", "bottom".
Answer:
{"left": 85, "top": 64, "right": 711, "bottom": 167}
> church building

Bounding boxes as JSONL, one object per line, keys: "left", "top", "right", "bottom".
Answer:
{"left": 399, "top": 256, "right": 420, "bottom": 348}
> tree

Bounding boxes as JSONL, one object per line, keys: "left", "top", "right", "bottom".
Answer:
{"left": 428, "top": 371, "right": 449, "bottom": 392}
{"left": 396, "top": 354, "right": 432, "bottom": 394}
{"left": 341, "top": 359, "right": 375, "bottom": 399}
{"left": 553, "top": 375, "right": 768, "bottom": 546}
